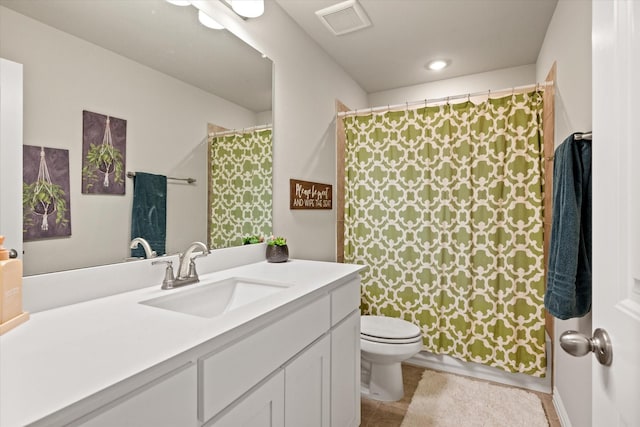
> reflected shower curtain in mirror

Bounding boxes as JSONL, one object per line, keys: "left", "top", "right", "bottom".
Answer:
{"left": 343, "top": 92, "right": 546, "bottom": 376}
{"left": 208, "top": 128, "right": 272, "bottom": 248}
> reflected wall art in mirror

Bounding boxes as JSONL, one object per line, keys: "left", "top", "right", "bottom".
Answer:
{"left": 0, "top": 0, "right": 273, "bottom": 275}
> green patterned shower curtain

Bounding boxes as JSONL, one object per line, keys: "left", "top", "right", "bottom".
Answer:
{"left": 209, "top": 128, "right": 272, "bottom": 248}
{"left": 343, "top": 92, "right": 546, "bottom": 376}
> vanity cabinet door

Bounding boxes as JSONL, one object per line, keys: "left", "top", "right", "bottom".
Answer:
{"left": 80, "top": 364, "right": 197, "bottom": 427}
{"left": 199, "top": 295, "right": 330, "bottom": 421}
{"left": 205, "top": 370, "right": 284, "bottom": 427}
{"left": 285, "top": 334, "right": 331, "bottom": 427}
{"left": 331, "top": 310, "right": 361, "bottom": 427}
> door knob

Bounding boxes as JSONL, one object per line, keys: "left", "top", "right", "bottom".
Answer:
{"left": 559, "top": 328, "right": 613, "bottom": 366}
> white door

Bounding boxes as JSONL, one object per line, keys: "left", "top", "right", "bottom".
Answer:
{"left": 591, "top": 0, "right": 640, "bottom": 425}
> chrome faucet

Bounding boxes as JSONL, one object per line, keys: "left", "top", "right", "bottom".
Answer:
{"left": 176, "top": 241, "right": 209, "bottom": 285}
{"left": 130, "top": 237, "right": 157, "bottom": 259}
{"left": 151, "top": 242, "right": 209, "bottom": 290}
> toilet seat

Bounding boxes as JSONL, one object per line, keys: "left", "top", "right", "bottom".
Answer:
{"left": 361, "top": 334, "right": 422, "bottom": 344}
{"left": 360, "top": 315, "right": 422, "bottom": 344}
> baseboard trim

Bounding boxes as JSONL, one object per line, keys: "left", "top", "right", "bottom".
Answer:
{"left": 552, "top": 386, "right": 572, "bottom": 427}
{"left": 406, "top": 348, "right": 551, "bottom": 394}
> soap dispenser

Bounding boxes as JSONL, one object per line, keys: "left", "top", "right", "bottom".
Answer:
{"left": 0, "top": 235, "right": 29, "bottom": 335}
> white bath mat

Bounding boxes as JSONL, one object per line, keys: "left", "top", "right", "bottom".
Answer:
{"left": 401, "top": 370, "right": 548, "bottom": 427}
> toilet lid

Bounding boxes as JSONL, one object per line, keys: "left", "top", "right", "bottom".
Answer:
{"left": 361, "top": 334, "right": 422, "bottom": 344}
{"left": 361, "top": 315, "right": 421, "bottom": 341}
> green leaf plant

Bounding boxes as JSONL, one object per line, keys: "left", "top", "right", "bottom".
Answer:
{"left": 267, "top": 236, "right": 287, "bottom": 246}
{"left": 23, "top": 179, "right": 69, "bottom": 232}
{"left": 82, "top": 143, "right": 124, "bottom": 191}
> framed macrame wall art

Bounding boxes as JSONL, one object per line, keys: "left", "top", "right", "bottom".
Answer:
{"left": 81, "top": 110, "right": 127, "bottom": 195}
{"left": 23, "top": 145, "right": 72, "bottom": 240}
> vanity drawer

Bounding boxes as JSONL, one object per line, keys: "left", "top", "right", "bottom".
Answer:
{"left": 199, "top": 294, "right": 330, "bottom": 422}
{"left": 331, "top": 277, "right": 361, "bottom": 326}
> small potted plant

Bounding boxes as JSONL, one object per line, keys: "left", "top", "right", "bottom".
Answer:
{"left": 266, "top": 236, "right": 288, "bottom": 263}
{"left": 242, "top": 235, "right": 264, "bottom": 245}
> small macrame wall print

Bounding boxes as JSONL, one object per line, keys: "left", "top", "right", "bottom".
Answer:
{"left": 81, "top": 110, "right": 126, "bottom": 194}
{"left": 23, "top": 145, "right": 72, "bottom": 240}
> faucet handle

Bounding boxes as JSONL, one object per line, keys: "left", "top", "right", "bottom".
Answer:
{"left": 152, "top": 260, "right": 175, "bottom": 290}
{"left": 187, "top": 258, "right": 198, "bottom": 279}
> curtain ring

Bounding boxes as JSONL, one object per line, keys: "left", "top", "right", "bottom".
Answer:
{"left": 467, "top": 93, "right": 471, "bottom": 102}
{"left": 406, "top": 101, "right": 409, "bottom": 111}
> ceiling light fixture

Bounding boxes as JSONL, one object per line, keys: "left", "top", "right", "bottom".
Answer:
{"left": 427, "top": 60, "right": 450, "bottom": 71}
{"left": 198, "top": 10, "right": 225, "bottom": 30}
{"left": 166, "top": 0, "right": 191, "bottom": 6}
{"left": 230, "top": 0, "right": 264, "bottom": 18}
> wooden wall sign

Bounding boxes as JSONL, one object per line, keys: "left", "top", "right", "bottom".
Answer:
{"left": 290, "top": 179, "right": 332, "bottom": 210}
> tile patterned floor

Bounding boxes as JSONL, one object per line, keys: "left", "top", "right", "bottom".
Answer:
{"left": 360, "top": 364, "right": 561, "bottom": 427}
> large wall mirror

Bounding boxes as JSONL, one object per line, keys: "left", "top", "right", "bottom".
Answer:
{"left": 0, "top": 0, "right": 273, "bottom": 276}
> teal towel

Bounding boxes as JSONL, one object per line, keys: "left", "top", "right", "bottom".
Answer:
{"left": 544, "top": 133, "right": 592, "bottom": 319}
{"left": 131, "top": 172, "right": 167, "bottom": 258}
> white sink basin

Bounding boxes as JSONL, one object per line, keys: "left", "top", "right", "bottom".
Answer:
{"left": 139, "top": 277, "right": 290, "bottom": 318}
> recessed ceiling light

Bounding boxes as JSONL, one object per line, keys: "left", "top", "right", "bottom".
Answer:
{"left": 427, "top": 60, "right": 449, "bottom": 71}
{"left": 198, "top": 10, "right": 225, "bottom": 30}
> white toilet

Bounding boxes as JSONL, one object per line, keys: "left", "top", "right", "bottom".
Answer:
{"left": 360, "top": 315, "right": 423, "bottom": 401}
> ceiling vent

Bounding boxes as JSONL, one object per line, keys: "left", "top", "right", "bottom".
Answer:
{"left": 315, "top": 0, "right": 371, "bottom": 36}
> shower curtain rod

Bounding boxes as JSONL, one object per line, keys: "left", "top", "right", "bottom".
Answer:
{"left": 337, "top": 81, "right": 554, "bottom": 118}
{"left": 208, "top": 123, "right": 272, "bottom": 137}
{"left": 126, "top": 171, "right": 196, "bottom": 184}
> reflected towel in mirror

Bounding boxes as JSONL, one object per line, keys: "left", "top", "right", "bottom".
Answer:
{"left": 131, "top": 172, "right": 167, "bottom": 258}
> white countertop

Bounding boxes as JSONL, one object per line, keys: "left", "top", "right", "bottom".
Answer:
{"left": 0, "top": 259, "right": 364, "bottom": 426}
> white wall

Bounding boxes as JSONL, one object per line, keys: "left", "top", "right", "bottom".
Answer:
{"left": 368, "top": 64, "right": 536, "bottom": 107}
{"left": 536, "top": 1, "right": 592, "bottom": 426}
{"left": 0, "top": 7, "right": 260, "bottom": 275}
{"left": 0, "top": 58, "right": 23, "bottom": 258}
{"left": 192, "top": 1, "right": 368, "bottom": 262}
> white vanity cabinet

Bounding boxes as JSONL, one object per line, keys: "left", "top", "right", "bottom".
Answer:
{"left": 330, "top": 276, "right": 361, "bottom": 427}
{"left": 198, "top": 295, "right": 331, "bottom": 422}
{"left": 331, "top": 311, "right": 361, "bottom": 427}
{"left": 201, "top": 278, "right": 360, "bottom": 427}
{"left": 3, "top": 265, "right": 363, "bottom": 427}
{"left": 205, "top": 371, "right": 285, "bottom": 427}
{"left": 78, "top": 364, "right": 197, "bottom": 427}
{"left": 207, "top": 334, "right": 331, "bottom": 427}
{"left": 285, "top": 334, "right": 331, "bottom": 427}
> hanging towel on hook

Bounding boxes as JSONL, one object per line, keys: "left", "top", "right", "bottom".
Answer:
{"left": 544, "top": 133, "right": 592, "bottom": 319}
{"left": 131, "top": 172, "right": 167, "bottom": 258}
